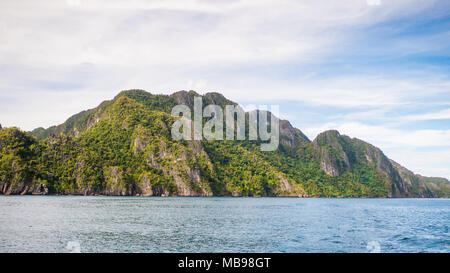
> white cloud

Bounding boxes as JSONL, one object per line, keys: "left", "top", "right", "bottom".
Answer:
{"left": 0, "top": 0, "right": 442, "bottom": 68}
{"left": 366, "top": 0, "right": 381, "bottom": 6}
{"left": 402, "top": 108, "right": 450, "bottom": 121}
{"left": 222, "top": 75, "right": 450, "bottom": 108}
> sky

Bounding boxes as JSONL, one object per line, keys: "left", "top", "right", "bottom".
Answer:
{"left": 0, "top": 0, "right": 449, "bottom": 179}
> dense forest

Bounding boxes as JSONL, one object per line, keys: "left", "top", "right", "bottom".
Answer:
{"left": 1, "top": 89, "right": 449, "bottom": 197}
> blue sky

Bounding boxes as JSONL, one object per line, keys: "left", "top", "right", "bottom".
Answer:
{"left": 0, "top": 0, "right": 449, "bottom": 178}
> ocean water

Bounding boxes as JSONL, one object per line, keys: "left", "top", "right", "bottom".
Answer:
{"left": 0, "top": 196, "right": 448, "bottom": 253}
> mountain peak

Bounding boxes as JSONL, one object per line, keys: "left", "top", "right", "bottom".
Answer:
{"left": 170, "top": 90, "right": 199, "bottom": 106}
{"left": 316, "top": 129, "right": 341, "bottom": 138}
{"left": 312, "top": 130, "right": 344, "bottom": 148}
{"left": 115, "top": 89, "right": 150, "bottom": 98}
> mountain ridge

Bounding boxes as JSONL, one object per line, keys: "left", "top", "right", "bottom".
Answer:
{"left": 1, "top": 89, "right": 448, "bottom": 197}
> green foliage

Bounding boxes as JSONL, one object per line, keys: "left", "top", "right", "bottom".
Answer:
{"left": 0, "top": 128, "right": 44, "bottom": 186}
{"left": 203, "top": 141, "right": 283, "bottom": 196}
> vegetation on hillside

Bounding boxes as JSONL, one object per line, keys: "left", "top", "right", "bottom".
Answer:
{"left": 1, "top": 89, "right": 448, "bottom": 197}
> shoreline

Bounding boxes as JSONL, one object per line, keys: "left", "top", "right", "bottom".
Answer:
{"left": 0, "top": 194, "right": 448, "bottom": 198}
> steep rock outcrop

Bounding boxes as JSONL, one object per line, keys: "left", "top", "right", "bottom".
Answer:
{"left": 0, "top": 181, "right": 48, "bottom": 195}
{"left": 311, "top": 130, "right": 408, "bottom": 197}
{"left": 279, "top": 120, "right": 310, "bottom": 148}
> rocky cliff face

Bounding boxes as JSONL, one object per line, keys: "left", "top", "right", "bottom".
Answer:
{"left": 134, "top": 136, "right": 214, "bottom": 197}
{"left": 311, "top": 130, "right": 409, "bottom": 197}
{"left": 390, "top": 160, "right": 450, "bottom": 197}
{"left": 279, "top": 120, "right": 310, "bottom": 148}
{"left": 312, "top": 130, "right": 352, "bottom": 176}
{"left": 306, "top": 128, "right": 450, "bottom": 197}
{"left": 0, "top": 181, "right": 48, "bottom": 195}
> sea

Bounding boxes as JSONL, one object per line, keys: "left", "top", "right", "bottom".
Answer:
{"left": 0, "top": 196, "right": 448, "bottom": 253}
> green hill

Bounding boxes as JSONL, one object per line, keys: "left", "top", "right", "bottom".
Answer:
{"left": 1, "top": 89, "right": 448, "bottom": 197}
